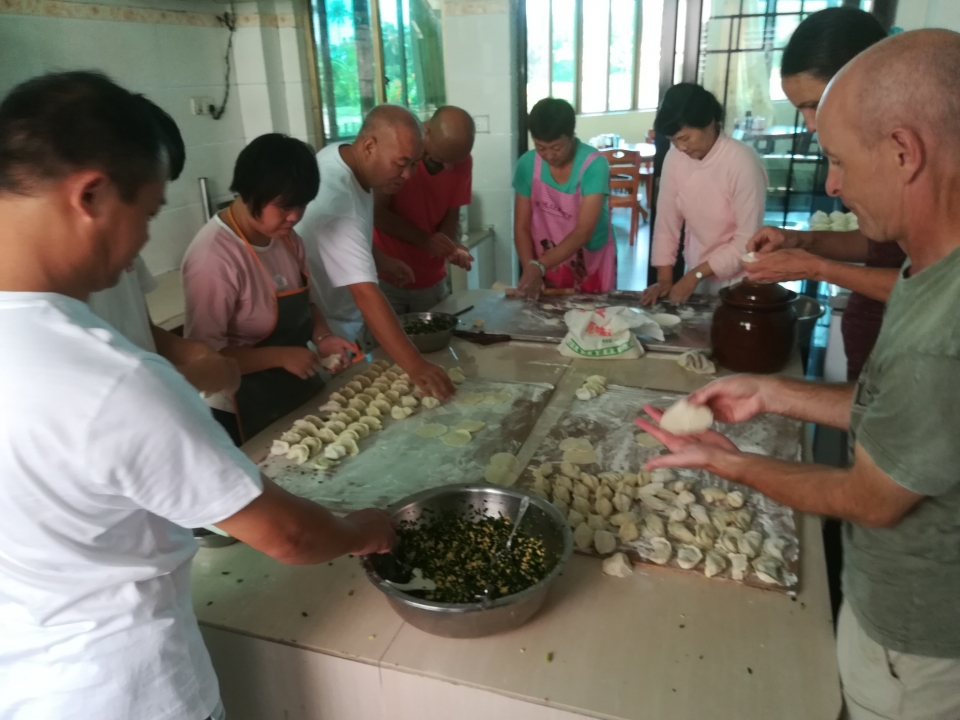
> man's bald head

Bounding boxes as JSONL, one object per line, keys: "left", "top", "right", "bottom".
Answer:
{"left": 352, "top": 104, "right": 423, "bottom": 193}
{"left": 424, "top": 106, "right": 475, "bottom": 168}
{"left": 817, "top": 29, "right": 960, "bottom": 249}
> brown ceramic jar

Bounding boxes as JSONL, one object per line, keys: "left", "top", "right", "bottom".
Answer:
{"left": 711, "top": 281, "right": 798, "bottom": 374}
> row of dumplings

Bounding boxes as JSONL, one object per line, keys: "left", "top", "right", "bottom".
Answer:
{"left": 269, "top": 360, "right": 439, "bottom": 469}
{"left": 529, "top": 461, "right": 790, "bottom": 585}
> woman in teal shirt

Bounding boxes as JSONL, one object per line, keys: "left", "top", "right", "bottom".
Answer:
{"left": 512, "top": 98, "right": 616, "bottom": 298}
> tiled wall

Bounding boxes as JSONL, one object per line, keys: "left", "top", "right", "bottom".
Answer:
{"left": 0, "top": 0, "right": 316, "bottom": 276}
{"left": 443, "top": 0, "right": 519, "bottom": 286}
{"left": 896, "top": 0, "right": 960, "bottom": 31}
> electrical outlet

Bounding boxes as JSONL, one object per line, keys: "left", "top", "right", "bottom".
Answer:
{"left": 474, "top": 114, "right": 490, "bottom": 133}
{"left": 190, "top": 96, "right": 214, "bottom": 116}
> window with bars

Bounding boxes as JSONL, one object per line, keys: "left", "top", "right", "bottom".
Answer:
{"left": 308, "top": 0, "right": 446, "bottom": 142}
{"left": 525, "top": 0, "right": 667, "bottom": 114}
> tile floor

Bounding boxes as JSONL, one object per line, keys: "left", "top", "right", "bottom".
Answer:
{"left": 611, "top": 206, "right": 651, "bottom": 291}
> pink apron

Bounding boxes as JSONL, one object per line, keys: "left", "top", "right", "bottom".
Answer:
{"left": 530, "top": 151, "right": 617, "bottom": 293}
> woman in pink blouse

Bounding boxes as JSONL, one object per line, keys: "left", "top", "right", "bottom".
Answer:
{"left": 183, "top": 134, "right": 353, "bottom": 444}
{"left": 641, "top": 84, "right": 768, "bottom": 305}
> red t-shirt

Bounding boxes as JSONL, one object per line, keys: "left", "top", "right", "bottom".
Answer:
{"left": 373, "top": 156, "right": 472, "bottom": 289}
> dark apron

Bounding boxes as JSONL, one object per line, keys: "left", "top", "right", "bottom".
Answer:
{"left": 225, "top": 209, "right": 323, "bottom": 443}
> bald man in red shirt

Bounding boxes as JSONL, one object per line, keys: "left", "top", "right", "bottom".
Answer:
{"left": 373, "top": 106, "right": 475, "bottom": 314}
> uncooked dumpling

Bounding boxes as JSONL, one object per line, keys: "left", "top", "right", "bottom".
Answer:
{"left": 762, "top": 536, "right": 788, "bottom": 562}
{"left": 730, "top": 553, "right": 748, "bottom": 580}
{"left": 539, "top": 462, "right": 554, "bottom": 477}
{"left": 613, "top": 492, "right": 633, "bottom": 514}
{"left": 677, "top": 350, "right": 716, "bottom": 375}
{"left": 602, "top": 552, "right": 633, "bottom": 578}
{"left": 337, "top": 437, "right": 359, "bottom": 456}
{"left": 572, "top": 496, "right": 592, "bottom": 516}
{"left": 573, "top": 482, "right": 591, "bottom": 499}
{"left": 689, "top": 504, "right": 710, "bottom": 526}
{"left": 609, "top": 511, "right": 638, "bottom": 527}
{"left": 552, "top": 485, "right": 571, "bottom": 504}
{"left": 552, "top": 498, "right": 569, "bottom": 516}
{"left": 385, "top": 389, "right": 401, "bottom": 403}
{"left": 358, "top": 416, "right": 382, "bottom": 431}
{"left": 596, "top": 484, "right": 613, "bottom": 500}
{"left": 694, "top": 523, "right": 718, "bottom": 550}
{"left": 701, "top": 487, "right": 728, "bottom": 505}
{"left": 347, "top": 398, "right": 367, "bottom": 410}
{"left": 346, "top": 422, "right": 370, "bottom": 439}
{"left": 329, "top": 392, "right": 347, "bottom": 404}
{"left": 421, "top": 396, "right": 441, "bottom": 409}
{"left": 738, "top": 530, "right": 763, "bottom": 559}
{"left": 677, "top": 545, "right": 703, "bottom": 570}
{"left": 324, "top": 443, "right": 347, "bottom": 460}
{"left": 668, "top": 521, "right": 697, "bottom": 545}
{"left": 659, "top": 398, "right": 714, "bottom": 435}
{"left": 642, "top": 514, "right": 666, "bottom": 539}
{"left": 417, "top": 423, "right": 448, "bottom": 438}
{"left": 667, "top": 505, "right": 688, "bottom": 523}
{"left": 567, "top": 509, "right": 586, "bottom": 528}
{"left": 574, "top": 522, "right": 594, "bottom": 550}
{"left": 576, "top": 387, "right": 597, "bottom": 401}
{"left": 648, "top": 537, "right": 673, "bottom": 565}
{"left": 279, "top": 430, "right": 303, "bottom": 443}
{"left": 732, "top": 509, "right": 753, "bottom": 531}
{"left": 618, "top": 520, "right": 640, "bottom": 543}
{"left": 594, "top": 530, "right": 617, "bottom": 555}
{"left": 579, "top": 473, "right": 599, "bottom": 491}
{"left": 346, "top": 380, "right": 363, "bottom": 393}
{"left": 456, "top": 420, "right": 486, "bottom": 433}
{"left": 337, "top": 429, "right": 359, "bottom": 442}
{"left": 300, "top": 436, "right": 322, "bottom": 455}
{"left": 651, "top": 468, "right": 676, "bottom": 484}
{"left": 325, "top": 420, "right": 346, "bottom": 433}
{"left": 704, "top": 550, "right": 727, "bottom": 578}
{"left": 390, "top": 406, "right": 409, "bottom": 420}
{"left": 640, "top": 495, "right": 669, "bottom": 512}
{"left": 719, "top": 528, "right": 743, "bottom": 554}
{"left": 586, "top": 513, "right": 605, "bottom": 532}
{"left": 490, "top": 452, "right": 519, "bottom": 470}
{"left": 726, "top": 490, "right": 745, "bottom": 508}
{"left": 286, "top": 444, "right": 310, "bottom": 464}
{"left": 447, "top": 367, "right": 466, "bottom": 383}
{"left": 559, "top": 461, "right": 580, "bottom": 479}
{"left": 342, "top": 407, "right": 361, "bottom": 421}
{"left": 595, "top": 496, "right": 613, "bottom": 518}
{"left": 458, "top": 392, "right": 485, "bottom": 405}
{"left": 400, "top": 395, "right": 419, "bottom": 409}
{"left": 753, "top": 555, "right": 783, "bottom": 585}
{"left": 554, "top": 475, "right": 574, "bottom": 491}
{"left": 372, "top": 399, "right": 392, "bottom": 413}
{"left": 676, "top": 490, "right": 696, "bottom": 505}
{"left": 270, "top": 440, "right": 290, "bottom": 456}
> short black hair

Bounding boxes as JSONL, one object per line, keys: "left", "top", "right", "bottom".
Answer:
{"left": 782, "top": 7, "right": 886, "bottom": 81}
{"left": 230, "top": 134, "right": 319, "bottom": 218}
{"left": 0, "top": 71, "right": 164, "bottom": 202}
{"left": 138, "top": 96, "right": 186, "bottom": 181}
{"left": 528, "top": 98, "right": 576, "bottom": 142}
{"left": 653, "top": 83, "right": 724, "bottom": 137}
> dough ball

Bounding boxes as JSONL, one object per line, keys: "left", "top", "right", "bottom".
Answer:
{"left": 602, "top": 552, "right": 633, "bottom": 578}
{"left": 441, "top": 429, "right": 472, "bottom": 447}
{"left": 659, "top": 398, "right": 714, "bottom": 435}
{"left": 421, "top": 396, "right": 441, "bottom": 409}
{"left": 417, "top": 423, "right": 449, "bottom": 438}
{"left": 559, "top": 437, "right": 593, "bottom": 452}
{"left": 594, "top": 530, "right": 617, "bottom": 555}
{"left": 447, "top": 367, "right": 466, "bottom": 384}
{"left": 484, "top": 466, "right": 514, "bottom": 486}
{"left": 457, "top": 392, "right": 486, "bottom": 406}
{"left": 489, "top": 452, "right": 519, "bottom": 470}
{"left": 456, "top": 420, "right": 486, "bottom": 433}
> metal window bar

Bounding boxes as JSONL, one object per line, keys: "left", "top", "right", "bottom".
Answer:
{"left": 574, "top": 0, "right": 584, "bottom": 112}
{"left": 605, "top": 1, "right": 613, "bottom": 112}
{"left": 631, "top": 0, "right": 642, "bottom": 110}
{"left": 396, "top": 0, "right": 409, "bottom": 107}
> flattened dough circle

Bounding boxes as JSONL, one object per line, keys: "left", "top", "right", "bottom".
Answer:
{"left": 635, "top": 432, "right": 663, "bottom": 448}
{"left": 455, "top": 419, "right": 487, "bottom": 433}
{"left": 457, "top": 392, "right": 486, "bottom": 406}
{"left": 441, "top": 429, "right": 473, "bottom": 447}
{"left": 559, "top": 437, "right": 593, "bottom": 452}
{"left": 417, "top": 423, "right": 449, "bottom": 438}
{"left": 562, "top": 447, "right": 598, "bottom": 465}
{"left": 489, "top": 452, "right": 519, "bottom": 470}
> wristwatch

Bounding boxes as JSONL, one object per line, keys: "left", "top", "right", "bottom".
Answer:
{"left": 694, "top": 270, "right": 704, "bottom": 281}
{"left": 529, "top": 259, "right": 547, "bottom": 275}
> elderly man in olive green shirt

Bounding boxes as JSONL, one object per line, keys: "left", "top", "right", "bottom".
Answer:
{"left": 637, "top": 30, "right": 960, "bottom": 720}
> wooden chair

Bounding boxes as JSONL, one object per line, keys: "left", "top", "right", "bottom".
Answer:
{"left": 600, "top": 148, "right": 645, "bottom": 246}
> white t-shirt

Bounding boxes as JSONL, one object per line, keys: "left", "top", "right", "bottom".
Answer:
{"left": 0, "top": 293, "right": 263, "bottom": 720}
{"left": 296, "top": 143, "right": 377, "bottom": 341}
{"left": 86, "top": 254, "right": 158, "bottom": 352}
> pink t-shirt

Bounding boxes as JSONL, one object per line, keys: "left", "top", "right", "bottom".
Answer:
{"left": 652, "top": 133, "right": 767, "bottom": 280}
{"left": 182, "top": 215, "right": 310, "bottom": 352}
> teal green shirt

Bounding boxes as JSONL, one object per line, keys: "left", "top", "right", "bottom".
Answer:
{"left": 512, "top": 138, "right": 611, "bottom": 252}
{"left": 846, "top": 245, "right": 960, "bottom": 658}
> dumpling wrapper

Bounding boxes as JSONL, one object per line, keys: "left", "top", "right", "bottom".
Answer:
{"left": 489, "top": 452, "right": 519, "bottom": 470}
{"left": 635, "top": 432, "right": 663, "bottom": 448}
{"left": 659, "top": 398, "right": 714, "bottom": 435}
{"left": 417, "top": 423, "right": 449, "bottom": 438}
{"left": 559, "top": 437, "right": 593, "bottom": 452}
{"left": 455, "top": 419, "right": 486, "bottom": 433}
{"left": 484, "top": 466, "right": 515, "bottom": 486}
{"left": 441, "top": 429, "right": 472, "bottom": 447}
{"left": 457, "top": 392, "right": 486, "bottom": 406}
{"left": 602, "top": 552, "right": 633, "bottom": 578}
{"left": 562, "top": 447, "right": 598, "bottom": 465}
{"left": 447, "top": 367, "right": 466, "bottom": 383}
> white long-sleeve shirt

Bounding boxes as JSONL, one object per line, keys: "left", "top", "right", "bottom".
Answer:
{"left": 652, "top": 133, "right": 767, "bottom": 280}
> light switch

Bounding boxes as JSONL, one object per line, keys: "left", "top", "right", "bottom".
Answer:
{"left": 190, "top": 97, "right": 214, "bottom": 116}
{"left": 474, "top": 114, "right": 490, "bottom": 133}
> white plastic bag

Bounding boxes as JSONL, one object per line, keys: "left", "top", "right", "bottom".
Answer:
{"left": 559, "top": 307, "right": 658, "bottom": 360}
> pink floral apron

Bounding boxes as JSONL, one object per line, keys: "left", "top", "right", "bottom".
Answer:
{"left": 531, "top": 151, "right": 617, "bottom": 293}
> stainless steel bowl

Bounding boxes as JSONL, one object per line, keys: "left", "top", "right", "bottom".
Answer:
{"left": 362, "top": 484, "right": 574, "bottom": 638}
{"left": 398, "top": 311, "right": 459, "bottom": 354}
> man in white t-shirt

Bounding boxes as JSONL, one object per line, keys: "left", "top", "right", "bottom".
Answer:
{"left": 0, "top": 72, "right": 395, "bottom": 720}
{"left": 297, "top": 104, "right": 456, "bottom": 400}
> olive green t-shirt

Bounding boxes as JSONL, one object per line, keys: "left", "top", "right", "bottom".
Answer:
{"left": 512, "top": 138, "right": 611, "bottom": 252}
{"left": 846, "top": 244, "right": 960, "bottom": 658}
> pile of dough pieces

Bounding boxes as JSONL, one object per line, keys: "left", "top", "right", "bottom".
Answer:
{"left": 575, "top": 375, "right": 607, "bottom": 401}
{"left": 269, "top": 360, "right": 438, "bottom": 469}
{"left": 529, "top": 459, "right": 789, "bottom": 586}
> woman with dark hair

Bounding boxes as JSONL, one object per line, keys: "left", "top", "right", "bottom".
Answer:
{"left": 183, "top": 133, "right": 353, "bottom": 444}
{"left": 744, "top": 7, "right": 903, "bottom": 383}
{"left": 512, "top": 97, "right": 616, "bottom": 298}
{"left": 641, "top": 83, "right": 768, "bottom": 305}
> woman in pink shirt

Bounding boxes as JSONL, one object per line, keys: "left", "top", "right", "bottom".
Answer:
{"left": 183, "top": 134, "right": 353, "bottom": 444}
{"left": 641, "top": 84, "right": 767, "bottom": 305}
